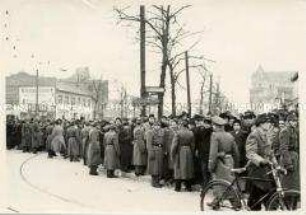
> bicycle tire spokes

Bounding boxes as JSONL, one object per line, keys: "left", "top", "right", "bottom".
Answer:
{"left": 200, "top": 181, "right": 242, "bottom": 211}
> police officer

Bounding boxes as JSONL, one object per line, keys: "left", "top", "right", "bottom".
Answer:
{"left": 171, "top": 120, "right": 195, "bottom": 192}
{"left": 132, "top": 118, "right": 147, "bottom": 176}
{"left": 104, "top": 124, "right": 121, "bottom": 178}
{"left": 87, "top": 122, "right": 103, "bottom": 175}
{"left": 146, "top": 122, "right": 165, "bottom": 188}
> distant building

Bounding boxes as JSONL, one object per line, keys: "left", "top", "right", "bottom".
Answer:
{"left": 250, "top": 65, "right": 296, "bottom": 113}
{"left": 6, "top": 72, "right": 108, "bottom": 119}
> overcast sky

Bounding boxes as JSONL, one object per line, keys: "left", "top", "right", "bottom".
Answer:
{"left": 1, "top": 0, "right": 306, "bottom": 110}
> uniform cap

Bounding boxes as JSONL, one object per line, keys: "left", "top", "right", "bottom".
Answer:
{"left": 211, "top": 116, "right": 227, "bottom": 126}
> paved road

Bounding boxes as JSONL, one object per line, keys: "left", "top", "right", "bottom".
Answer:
{"left": 5, "top": 150, "right": 201, "bottom": 213}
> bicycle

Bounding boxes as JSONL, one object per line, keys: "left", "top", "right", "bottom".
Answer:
{"left": 200, "top": 160, "right": 300, "bottom": 211}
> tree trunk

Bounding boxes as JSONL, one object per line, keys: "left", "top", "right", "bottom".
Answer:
{"left": 168, "top": 63, "right": 176, "bottom": 117}
{"left": 157, "top": 6, "right": 170, "bottom": 119}
{"left": 199, "top": 81, "right": 205, "bottom": 115}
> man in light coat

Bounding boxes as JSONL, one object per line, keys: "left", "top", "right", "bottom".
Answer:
{"left": 171, "top": 120, "right": 195, "bottom": 192}
{"left": 87, "top": 122, "right": 103, "bottom": 175}
{"left": 50, "top": 119, "right": 65, "bottom": 158}
{"left": 132, "top": 118, "right": 147, "bottom": 176}
{"left": 146, "top": 122, "right": 165, "bottom": 188}
{"left": 104, "top": 124, "right": 121, "bottom": 178}
{"left": 246, "top": 113, "right": 277, "bottom": 211}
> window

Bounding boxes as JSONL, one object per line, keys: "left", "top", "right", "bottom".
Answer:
{"left": 88, "top": 99, "right": 91, "bottom": 108}
{"left": 83, "top": 98, "right": 86, "bottom": 107}
{"left": 65, "top": 95, "right": 69, "bottom": 104}
{"left": 71, "top": 97, "right": 76, "bottom": 105}
{"left": 57, "top": 95, "right": 63, "bottom": 104}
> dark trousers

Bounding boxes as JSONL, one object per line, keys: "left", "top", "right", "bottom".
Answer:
{"left": 200, "top": 159, "right": 211, "bottom": 189}
{"left": 107, "top": 169, "right": 116, "bottom": 178}
{"left": 48, "top": 149, "right": 56, "bottom": 158}
{"left": 248, "top": 183, "right": 272, "bottom": 211}
{"left": 175, "top": 179, "right": 192, "bottom": 192}
{"left": 89, "top": 165, "right": 98, "bottom": 175}
{"left": 135, "top": 165, "right": 146, "bottom": 176}
{"left": 151, "top": 175, "right": 162, "bottom": 187}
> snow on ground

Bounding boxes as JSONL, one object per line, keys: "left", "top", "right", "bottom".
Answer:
{"left": 5, "top": 150, "right": 201, "bottom": 213}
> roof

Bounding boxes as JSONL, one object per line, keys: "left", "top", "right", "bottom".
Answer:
{"left": 56, "top": 81, "right": 93, "bottom": 97}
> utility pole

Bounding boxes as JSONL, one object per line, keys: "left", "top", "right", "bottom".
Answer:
{"left": 36, "top": 68, "right": 39, "bottom": 117}
{"left": 185, "top": 51, "right": 191, "bottom": 117}
{"left": 140, "top": 5, "right": 146, "bottom": 117}
{"left": 208, "top": 74, "right": 213, "bottom": 115}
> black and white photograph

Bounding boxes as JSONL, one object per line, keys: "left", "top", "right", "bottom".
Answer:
{"left": 1, "top": 0, "right": 305, "bottom": 213}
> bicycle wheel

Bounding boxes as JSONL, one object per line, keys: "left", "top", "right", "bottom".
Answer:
{"left": 200, "top": 180, "right": 242, "bottom": 211}
{"left": 267, "top": 190, "right": 301, "bottom": 211}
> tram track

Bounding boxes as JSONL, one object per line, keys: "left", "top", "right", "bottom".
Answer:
{"left": 18, "top": 153, "right": 95, "bottom": 210}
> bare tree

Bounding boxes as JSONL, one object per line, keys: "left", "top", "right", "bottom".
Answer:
{"left": 114, "top": 5, "right": 195, "bottom": 118}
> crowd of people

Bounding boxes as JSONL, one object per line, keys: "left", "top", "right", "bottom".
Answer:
{"left": 6, "top": 108, "right": 300, "bottom": 210}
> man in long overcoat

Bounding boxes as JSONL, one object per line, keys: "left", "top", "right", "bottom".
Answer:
{"left": 279, "top": 114, "right": 299, "bottom": 190}
{"left": 67, "top": 121, "right": 81, "bottom": 162}
{"left": 118, "top": 118, "right": 133, "bottom": 172}
{"left": 146, "top": 122, "right": 166, "bottom": 188}
{"left": 46, "top": 121, "right": 54, "bottom": 157}
{"left": 50, "top": 119, "right": 65, "bottom": 157}
{"left": 132, "top": 118, "right": 147, "bottom": 176}
{"left": 207, "top": 116, "right": 240, "bottom": 209}
{"left": 81, "top": 122, "right": 91, "bottom": 165}
{"left": 194, "top": 116, "right": 213, "bottom": 188}
{"left": 171, "top": 120, "right": 195, "bottom": 192}
{"left": 22, "top": 119, "right": 32, "bottom": 152}
{"left": 104, "top": 124, "right": 121, "bottom": 178}
{"left": 87, "top": 122, "right": 103, "bottom": 175}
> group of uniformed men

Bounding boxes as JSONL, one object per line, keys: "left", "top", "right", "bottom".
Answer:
{"left": 6, "top": 109, "right": 299, "bottom": 210}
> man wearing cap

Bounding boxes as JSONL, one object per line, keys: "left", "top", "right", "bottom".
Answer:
{"left": 119, "top": 118, "right": 133, "bottom": 173}
{"left": 198, "top": 116, "right": 213, "bottom": 188}
{"left": 87, "top": 122, "right": 103, "bottom": 175}
{"left": 208, "top": 116, "right": 239, "bottom": 181}
{"left": 81, "top": 121, "right": 91, "bottom": 165}
{"left": 171, "top": 120, "right": 195, "bottom": 192}
{"left": 207, "top": 116, "right": 240, "bottom": 209}
{"left": 50, "top": 119, "right": 65, "bottom": 158}
{"left": 241, "top": 110, "right": 256, "bottom": 135}
{"left": 278, "top": 114, "right": 299, "bottom": 191}
{"left": 104, "top": 124, "right": 121, "bottom": 178}
{"left": 230, "top": 119, "right": 248, "bottom": 168}
{"left": 66, "top": 121, "right": 81, "bottom": 162}
{"left": 132, "top": 118, "right": 147, "bottom": 176}
{"left": 219, "top": 112, "right": 233, "bottom": 132}
{"left": 164, "top": 117, "right": 179, "bottom": 184}
{"left": 146, "top": 122, "right": 165, "bottom": 188}
{"left": 246, "top": 113, "right": 277, "bottom": 210}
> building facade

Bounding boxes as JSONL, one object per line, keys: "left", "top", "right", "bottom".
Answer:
{"left": 5, "top": 71, "right": 102, "bottom": 120}
{"left": 250, "top": 66, "right": 296, "bottom": 113}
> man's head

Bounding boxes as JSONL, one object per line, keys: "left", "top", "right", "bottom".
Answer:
{"left": 233, "top": 119, "right": 242, "bottom": 132}
{"left": 115, "top": 117, "right": 122, "bottom": 126}
{"left": 211, "top": 116, "right": 226, "bottom": 131}
{"left": 255, "top": 113, "right": 271, "bottom": 131}
{"left": 148, "top": 114, "right": 155, "bottom": 125}
{"left": 242, "top": 110, "right": 256, "bottom": 128}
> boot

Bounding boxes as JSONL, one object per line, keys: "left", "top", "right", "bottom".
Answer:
{"left": 135, "top": 166, "right": 141, "bottom": 176}
{"left": 152, "top": 176, "right": 162, "bottom": 188}
{"left": 89, "top": 165, "right": 98, "bottom": 176}
{"left": 185, "top": 180, "right": 192, "bottom": 192}
{"left": 175, "top": 180, "right": 182, "bottom": 192}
